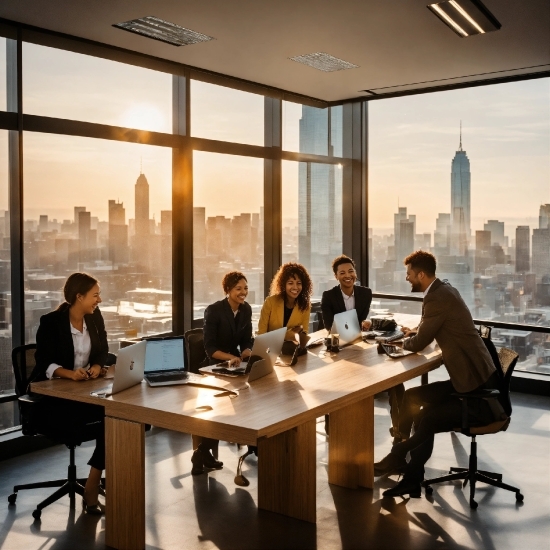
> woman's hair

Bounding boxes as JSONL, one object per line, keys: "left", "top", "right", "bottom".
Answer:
{"left": 222, "top": 271, "right": 247, "bottom": 294}
{"left": 61, "top": 272, "right": 99, "bottom": 307}
{"left": 269, "top": 262, "right": 312, "bottom": 312}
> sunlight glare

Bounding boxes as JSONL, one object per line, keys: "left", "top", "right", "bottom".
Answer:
{"left": 120, "top": 103, "right": 167, "bottom": 132}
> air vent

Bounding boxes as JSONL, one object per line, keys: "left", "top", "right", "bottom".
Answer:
{"left": 290, "top": 52, "right": 358, "bottom": 72}
{"left": 113, "top": 16, "right": 214, "bottom": 47}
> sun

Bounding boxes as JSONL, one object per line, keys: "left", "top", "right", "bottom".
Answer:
{"left": 119, "top": 103, "right": 168, "bottom": 133}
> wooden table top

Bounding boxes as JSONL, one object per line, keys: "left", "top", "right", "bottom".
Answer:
{"left": 31, "top": 314, "right": 441, "bottom": 445}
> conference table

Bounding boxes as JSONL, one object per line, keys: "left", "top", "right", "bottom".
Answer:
{"left": 31, "top": 313, "right": 442, "bottom": 549}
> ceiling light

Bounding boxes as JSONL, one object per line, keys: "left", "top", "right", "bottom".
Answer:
{"left": 427, "top": 0, "right": 501, "bottom": 37}
{"left": 290, "top": 52, "right": 359, "bottom": 72}
{"left": 113, "top": 16, "right": 214, "bottom": 47}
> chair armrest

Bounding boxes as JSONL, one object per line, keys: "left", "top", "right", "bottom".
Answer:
{"left": 19, "top": 393, "right": 44, "bottom": 404}
{"left": 452, "top": 389, "right": 500, "bottom": 400}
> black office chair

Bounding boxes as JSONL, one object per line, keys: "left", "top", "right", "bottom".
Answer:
{"left": 423, "top": 338, "right": 524, "bottom": 508}
{"left": 8, "top": 344, "right": 104, "bottom": 520}
{"left": 184, "top": 328, "right": 209, "bottom": 374}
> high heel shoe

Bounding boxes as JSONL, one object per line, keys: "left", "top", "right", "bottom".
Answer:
{"left": 82, "top": 497, "right": 105, "bottom": 515}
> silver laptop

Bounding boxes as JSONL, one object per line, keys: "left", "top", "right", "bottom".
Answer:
{"left": 143, "top": 337, "right": 205, "bottom": 387}
{"left": 331, "top": 309, "right": 362, "bottom": 347}
{"left": 200, "top": 327, "right": 287, "bottom": 381}
{"left": 90, "top": 341, "right": 146, "bottom": 397}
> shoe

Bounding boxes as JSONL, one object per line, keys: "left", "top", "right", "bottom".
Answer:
{"left": 382, "top": 478, "right": 422, "bottom": 498}
{"left": 191, "top": 449, "right": 205, "bottom": 475}
{"left": 374, "top": 453, "right": 407, "bottom": 477}
{"left": 201, "top": 449, "right": 223, "bottom": 470}
{"left": 82, "top": 497, "right": 105, "bottom": 515}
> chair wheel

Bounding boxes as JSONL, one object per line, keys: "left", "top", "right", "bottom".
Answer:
{"left": 32, "top": 509, "right": 42, "bottom": 520}
{"left": 516, "top": 492, "right": 524, "bottom": 502}
{"left": 8, "top": 493, "right": 17, "bottom": 505}
{"left": 470, "top": 499, "right": 478, "bottom": 509}
{"left": 425, "top": 485, "right": 433, "bottom": 495}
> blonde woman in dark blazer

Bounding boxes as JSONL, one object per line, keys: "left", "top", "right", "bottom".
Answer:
{"left": 258, "top": 263, "right": 312, "bottom": 341}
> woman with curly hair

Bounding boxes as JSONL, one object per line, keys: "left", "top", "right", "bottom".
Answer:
{"left": 258, "top": 262, "right": 312, "bottom": 341}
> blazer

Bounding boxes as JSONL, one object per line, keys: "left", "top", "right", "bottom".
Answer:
{"left": 257, "top": 294, "right": 311, "bottom": 341}
{"left": 203, "top": 298, "right": 253, "bottom": 364}
{"left": 31, "top": 304, "right": 109, "bottom": 384}
{"left": 403, "top": 278, "right": 496, "bottom": 393}
{"left": 321, "top": 284, "right": 373, "bottom": 331}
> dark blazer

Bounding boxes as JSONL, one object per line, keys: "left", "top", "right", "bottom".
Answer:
{"left": 30, "top": 303, "right": 109, "bottom": 384}
{"left": 203, "top": 298, "right": 253, "bottom": 364}
{"left": 403, "top": 278, "right": 495, "bottom": 393}
{"left": 321, "top": 284, "right": 373, "bottom": 331}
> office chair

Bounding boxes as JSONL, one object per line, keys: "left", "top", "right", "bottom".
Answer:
{"left": 184, "top": 328, "right": 209, "bottom": 374}
{"left": 422, "top": 339, "right": 524, "bottom": 509}
{"left": 8, "top": 344, "right": 105, "bottom": 520}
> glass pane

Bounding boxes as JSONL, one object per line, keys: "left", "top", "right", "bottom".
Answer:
{"left": 191, "top": 80, "right": 264, "bottom": 145}
{"left": 23, "top": 133, "right": 172, "bottom": 348}
{"left": 193, "top": 152, "right": 264, "bottom": 324}
{"left": 282, "top": 160, "right": 343, "bottom": 301}
{"left": 0, "top": 38, "right": 6, "bottom": 111}
{"left": 23, "top": 43, "right": 172, "bottom": 133}
{"left": 283, "top": 102, "right": 329, "bottom": 155}
{"left": 369, "top": 78, "right": 550, "bottom": 374}
{"left": 0, "top": 130, "right": 13, "bottom": 427}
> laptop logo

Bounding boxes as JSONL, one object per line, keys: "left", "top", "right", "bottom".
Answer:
{"left": 345, "top": 323, "right": 349, "bottom": 330}
{"left": 266, "top": 348, "right": 270, "bottom": 354}
{"left": 129, "top": 360, "right": 134, "bottom": 370}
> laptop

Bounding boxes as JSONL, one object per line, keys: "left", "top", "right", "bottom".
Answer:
{"left": 90, "top": 341, "right": 147, "bottom": 397}
{"left": 331, "top": 309, "right": 362, "bottom": 347}
{"left": 200, "top": 327, "right": 287, "bottom": 382}
{"left": 143, "top": 337, "right": 206, "bottom": 387}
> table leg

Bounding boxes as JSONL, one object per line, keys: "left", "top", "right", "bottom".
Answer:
{"left": 105, "top": 416, "right": 145, "bottom": 550}
{"left": 328, "top": 396, "right": 374, "bottom": 489}
{"left": 257, "top": 419, "right": 316, "bottom": 523}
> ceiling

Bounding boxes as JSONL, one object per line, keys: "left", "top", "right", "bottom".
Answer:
{"left": 1, "top": 0, "right": 549, "bottom": 102}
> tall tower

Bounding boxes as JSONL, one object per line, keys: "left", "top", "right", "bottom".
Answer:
{"left": 450, "top": 123, "right": 471, "bottom": 255}
{"left": 135, "top": 172, "right": 150, "bottom": 237}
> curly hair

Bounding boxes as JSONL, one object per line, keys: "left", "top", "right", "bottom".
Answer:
{"left": 331, "top": 254, "right": 356, "bottom": 274}
{"left": 269, "top": 262, "right": 312, "bottom": 312}
{"left": 222, "top": 271, "right": 247, "bottom": 293}
{"left": 404, "top": 250, "right": 437, "bottom": 276}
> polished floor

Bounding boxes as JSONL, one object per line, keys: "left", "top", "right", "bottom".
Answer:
{"left": 1, "top": 377, "right": 549, "bottom": 550}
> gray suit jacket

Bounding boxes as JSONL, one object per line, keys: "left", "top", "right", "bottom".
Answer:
{"left": 403, "top": 278, "right": 495, "bottom": 393}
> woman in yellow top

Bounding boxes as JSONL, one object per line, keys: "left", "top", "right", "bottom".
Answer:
{"left": 258, "top": 262, "right": 313, "bottom": 341}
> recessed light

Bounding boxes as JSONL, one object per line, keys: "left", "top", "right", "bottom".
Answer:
{"left": 290, "top": 52, "right": 359, "bottom": 72}
{"left": 427, "top": 0, "right": 501, "bottom": 37}
{"left": 113, "top": 16, "right": 214, "bottom": 47}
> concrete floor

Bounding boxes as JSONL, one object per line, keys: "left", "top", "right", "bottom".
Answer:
{"left": 1, "top": 379, "right": 549, "bottom": 550}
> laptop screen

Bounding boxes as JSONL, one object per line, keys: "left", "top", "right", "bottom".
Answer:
{"left": 144, "top": 339, "right": 185, "bottom": 373}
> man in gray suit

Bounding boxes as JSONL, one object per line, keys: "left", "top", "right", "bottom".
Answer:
{"left": 375, "top": 250, "right": 502, "bottom": 498}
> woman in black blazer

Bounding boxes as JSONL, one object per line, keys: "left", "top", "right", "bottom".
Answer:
{"left": 192, "top": 271, "right": 253, "bottom": 475}
{"left": 30, "top": 272, "right": 109, "bottom": 514}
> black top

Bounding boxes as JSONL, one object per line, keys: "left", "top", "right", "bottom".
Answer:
{"left": 283, "top": 305, "right": 294, "bottom": 327}
{"left": 203, "top": 298, "right": 253, "bottom": 365}
{"left": 320, "top": 284, "right": 373, "bottom": 331}
{"left": 30, "top": 303, "right": 109, "bottom": 384}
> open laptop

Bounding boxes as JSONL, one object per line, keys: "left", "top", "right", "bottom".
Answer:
{"left": 200, "top": 327, "right": 287, "bottom": 382}
{"left": 331, "top": 309, "right": 362, "bottom": 347}
{"left": 143, "top": 337, "right": 206, "bottom": 387}
{"left": 90, "top": 341, "right": 146, "bottom": 398}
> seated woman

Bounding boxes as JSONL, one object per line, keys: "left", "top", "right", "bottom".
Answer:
{"left": 30, "top": 272, "right": 109, "bottom": 515}
{"left": 258, "top": 262, "right": 312, "bottom": 346}
{"left": 193, "top": 271, "right": 253, "bottom": 475}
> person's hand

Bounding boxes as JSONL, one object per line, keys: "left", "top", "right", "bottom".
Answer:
{"left": 87, "top": 364, "right": 102, "bottom": 379}
{"left": 241, "top": 349, "right": 252, "bottom": 360}
{"left": 227, "top": 355, "right": 242, "bottom": 367}
{"left": 72, "top": 368, "right": 89, "bottom": 381}
{"left": 290, "top": 325, "right": 303, "bottom": 334}
{"left": 403, "top": 329, "right": 418, "bottom": 337}
{"left": 361, "top": 320, "right": 372, "bottom": 330}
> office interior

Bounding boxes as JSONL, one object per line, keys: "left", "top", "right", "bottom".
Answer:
{"left": 0, "top": 1, "right": 549, "bottom": 549}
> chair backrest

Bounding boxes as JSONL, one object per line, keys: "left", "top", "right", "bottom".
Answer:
{"left": 184, "top": 328, "right": 208, "bottom": 374}
{"left": 481, "top": 336, "right": 518, "bottom": 417}
{"left": 12, "top": 344, "right": 37, "bottom": 396}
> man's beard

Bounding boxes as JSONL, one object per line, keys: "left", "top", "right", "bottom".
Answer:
{"left": 410, "top": 281, "right": 422, "bottom": 293}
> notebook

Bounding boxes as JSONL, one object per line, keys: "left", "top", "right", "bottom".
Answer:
{"left": 331, "top": 309, "right": 362, "bottom": 347}
{"left": 200, "top": 327, "right": 287, "bottom": 382}
{"left": 90, "top": 341, "right": 147, "bottom": 397}
{"left": 143, "top": 337, "right": 206, "bottom": 387}
{"left": 381, "top": 343, "right": 414, "bottom": 358}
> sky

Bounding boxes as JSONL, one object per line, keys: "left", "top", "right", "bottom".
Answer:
{"left": 0, "top": 39, "right": 548, "bottom": 239}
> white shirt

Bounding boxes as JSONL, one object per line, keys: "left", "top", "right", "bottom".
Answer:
{"left": 423, "top": 279, "right": 436, "bottom": 298}
{"left": 341, "top": 288, "right": 355, "bottom": 311}
{"left": 45, "top": 319, "right": 92, "bottom": 379}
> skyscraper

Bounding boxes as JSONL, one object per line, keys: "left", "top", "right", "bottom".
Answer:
{"left": 108, "top": 199, "right": 128, "bottom": 265}
{"left": 539, "top": 204, "right": 550, "bottom": 229}
{"left": 135, "top": 172, "right": 150, "bottom": 237}
{"left": 450, "top": 125, "right": 471, "bottom": 255}
{"left": 515, "top": 226, "right": 530, "bottom": 273}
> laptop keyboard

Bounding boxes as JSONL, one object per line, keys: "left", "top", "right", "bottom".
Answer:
{"left": 145, "top": 371, "right": 204, "bottom": 383}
